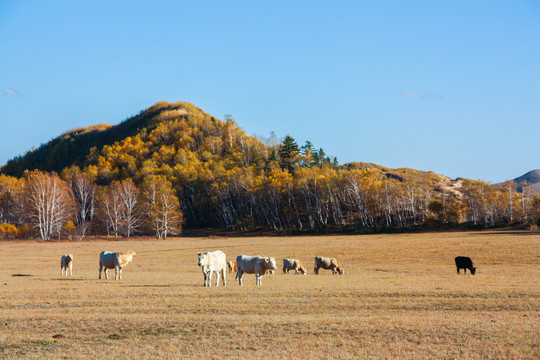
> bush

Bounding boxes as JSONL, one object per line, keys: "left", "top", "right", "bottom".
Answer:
{"left": 0, "top": 223, "right": 19, "bottom": 239}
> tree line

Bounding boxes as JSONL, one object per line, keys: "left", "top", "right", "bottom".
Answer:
{"left": 0, "top": 171, "right": 182, "bottom": 240}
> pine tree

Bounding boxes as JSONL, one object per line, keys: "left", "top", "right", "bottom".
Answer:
{"left": 278, "top": 135, "right": 299, "bottom": 173}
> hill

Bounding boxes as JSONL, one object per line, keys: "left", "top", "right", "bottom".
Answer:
{"left": 1, "top": 100, "right": 536, "bottom": 233}
{"left": 1, "top": 102, "right": 214, "bottom": 177}
{"left": 511, "top": 169, "right": 540, "bottom": 194}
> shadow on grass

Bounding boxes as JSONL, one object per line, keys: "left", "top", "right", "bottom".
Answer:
{"left": 11, "top": 274, "right": 32, "bottom": 277}
{"left": 121, "top": 284, "right": 171, "bottom": 288}
{"left": 56, "top": 278, "right": 86, "bottom": 281}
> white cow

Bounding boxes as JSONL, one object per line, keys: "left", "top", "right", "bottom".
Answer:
{"left": 99, "top": 251, "right": 136, "bottom": 280}
{"left": 198, "top": 250, "right": 227, "bottom": 287}
{"left": 236, "top": 255, "right": 277, "bottom": 286}
{"left": 60, "top": 254, "right": 73, "bottom": 276}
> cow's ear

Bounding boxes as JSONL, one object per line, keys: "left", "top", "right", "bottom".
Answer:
{"left": 197, "top": 252, "right": 201, "bottom": 255}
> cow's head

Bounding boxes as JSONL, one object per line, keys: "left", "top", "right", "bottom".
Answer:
{"left": 65, "top": 254, "right": 73, "bottom": 264}
{"left": 127, "top": 251, "right": 136, "bottom": 257}
{"left": 197, "top": 252, "right": 207, "bottom": 266}
{"left": 337, "top": 266, "right": 345, "bottom": 275}
{"left": 298, "top": 266, "right": 307, "bottom": 275}
{"left": 470, "top": 267, "right": 477, "bottom": 275}
{"left": 265, "top": 257, "right": 277, "bottom": 271}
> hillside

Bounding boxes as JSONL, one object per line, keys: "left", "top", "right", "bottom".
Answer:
{"left": 1, "top": 102, "right": 215, "bottom": 177}
{"left": 512, "top": 169, "right": 540, "bottom": 194}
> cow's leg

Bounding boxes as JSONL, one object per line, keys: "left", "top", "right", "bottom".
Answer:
{"left": 203, "top": 271, "right": 208, "bottom": 287}
{"left": 208, "top": 271, "right": 213, "bottom": 287}
{"left": 104, "top": 268, "right": 108, "bottom": 280}
{"left": 463, "top": 268, "right": 467, "bottom": 274}
{"left": 118, "top": 267, "right": 123, "bottom": 280}
{"left": 221, "top": 268, "right": 226, "bottom": 286}
{"left": 61, "top": 267, "right": 64, "bottom": 276}
{"left": 215, "top": 271, "right": 220, "bottom": 287}
{"left": 238, "top": 271, "right": 243, "bottom": 286}
{"left": 69, "top": 266, "right": 72, "bottom": 276}
{"left": 314, "top": 266, "right": 319, "bottom": 275}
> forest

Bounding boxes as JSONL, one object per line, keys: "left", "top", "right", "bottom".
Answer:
{"left": 1, "top": 101, "right": 539, "bottom": 240}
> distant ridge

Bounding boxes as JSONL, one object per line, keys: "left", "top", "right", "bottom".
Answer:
{"left": 503, "top": 169, "right": 540, "bottom": 195}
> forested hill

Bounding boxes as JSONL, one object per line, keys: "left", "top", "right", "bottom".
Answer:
{"left": 1, "top": 101, "right": 538, "bottom": 235}
{"left": 1, "top": 102, "right": 214, "bottom": 177}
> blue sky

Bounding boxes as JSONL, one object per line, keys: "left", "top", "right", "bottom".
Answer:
{"left": 1, "top": 1, "right": 539, "bottom": 183}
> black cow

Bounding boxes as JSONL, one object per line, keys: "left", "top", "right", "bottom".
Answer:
{"left": 455, "top": 256, "right": 476, "bottom": 275}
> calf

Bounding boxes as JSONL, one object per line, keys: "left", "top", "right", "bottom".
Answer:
{"left": 227, "top": 261, "right": 237, "bottom": 274}
{"left": 314, "top": 256, "right": 344, "bottom": 275}
{"left": 455, "top": 256, "right": 476, "bottom": 275}
{"left": 60, "top": 254, "right": 73, "bottom": 276}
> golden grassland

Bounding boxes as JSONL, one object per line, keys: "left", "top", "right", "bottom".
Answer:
{"left": 0, "top": 231, "right": 538, "bottom": 359}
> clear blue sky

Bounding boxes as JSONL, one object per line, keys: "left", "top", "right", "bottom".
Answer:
{"left": 1, "top": 1, "right": 539, "bottom": 183}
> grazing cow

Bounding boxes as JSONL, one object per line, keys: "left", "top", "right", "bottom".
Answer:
{"left": 236, "top": 255, "right": 277, "bottom": 286}
{"left": 99, "top": 251, "right": 136, "bottom": 280}
{"left": 283, "top": 258, "right": 307, "bottom": 275}
{"left": 198, "top": 250, "right": 227, "bottom": 287}
{"left": 314, "top": 256, "right": 344, "bottom": 275}
{"left": 227, "top": 261, "right": 237, "bottom": 274}
{"left": 60, "top": 254, "right": 73, "bottom": 276}
{"left": 455, "top": 256, "right": 477, "bottom": 275}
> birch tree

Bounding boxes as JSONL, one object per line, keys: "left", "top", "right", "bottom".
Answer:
{"left": 68, "top": 173, "right": 95, "bottom": 239}
{"left": 141, "top": 176, "right": 183, "bottom": 239}
{"left": 24, "top": 170, "right": 74, "bottom": 240}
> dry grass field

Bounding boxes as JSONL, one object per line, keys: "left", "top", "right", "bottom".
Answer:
{"left": 0, "top": 231, "right": 538, "bottom": 359}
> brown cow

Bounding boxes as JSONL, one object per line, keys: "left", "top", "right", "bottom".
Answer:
{"left": 314, "top": 256, "right": 344, "bottom": 275}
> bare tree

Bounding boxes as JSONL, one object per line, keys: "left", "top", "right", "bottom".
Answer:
{"left": 68, "top": 173, "right": 95, "bottom": 239}
{"left": 99, "top": 184, "right": 122, "bottom": 238}
{"left": 24, "top": 170, "right": 74, "bottom": 240}
{"left": 117, "top": 179, "right": 139, "bottom": 237}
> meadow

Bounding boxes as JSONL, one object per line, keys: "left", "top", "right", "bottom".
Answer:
{"left": 0, "top": 231, "right": 538, "bottom": 359}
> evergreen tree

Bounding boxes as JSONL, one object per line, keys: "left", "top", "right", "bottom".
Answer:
{"left": 278, "top": 135, "right": 299, "bottom": 173}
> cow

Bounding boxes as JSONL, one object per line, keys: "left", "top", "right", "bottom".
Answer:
{"left": 198, "top": 250, "right": 227, "bottom": 287}
{"left": 227, "top": 260, "right": 237, "bottom": 274}
{"left": 99, "top": 251, "right": 136, "bottom": 280}
{"left": 60, "top": 254, "right": 73, "bottom": 276}
{"left": 314, "top": 256, "right": 344, "bottom": 275}
{"left": 455, "top": 256, "right": 476, "bottom": 275}
{"left": 283, "top": 258, "right": 307, "bottom": 275}
{"left": 235, "top": 255, "right": 277, "bottom": 286}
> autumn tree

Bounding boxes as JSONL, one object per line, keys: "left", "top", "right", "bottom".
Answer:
{"left": 140, "top": 175, "right": 183, "bottom": 239}
{"left": 0, "top": 174, "right": 24, "bottom": 225}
